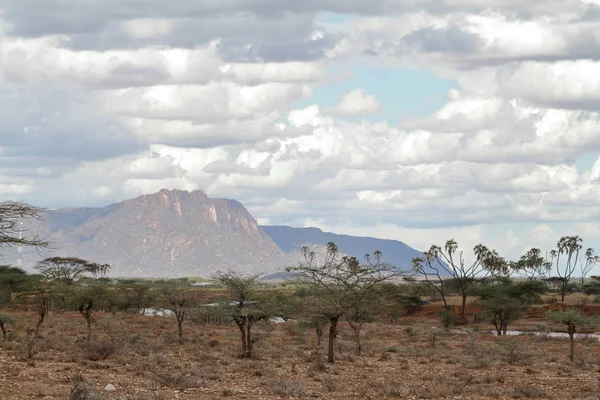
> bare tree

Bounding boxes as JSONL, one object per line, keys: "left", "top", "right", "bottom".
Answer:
{"left": 555, "top": 236, "right": 583, "bottom": 302}
{"left": 0, "top": 201, "right": 49, "bottom": 253}
{"left": 290, "top": 243, "right": 399, "bottom": 362}
{"left": 412, "top": 240, "right": 505, "bottom": 320}
{"left": 161, "top": 283, "right": 200, "bottom": 341}
{"left": 578, "top": 248, "right": 599, "bottom": 290}
{"left": 412, "top": 251, "right": 449, "bottom": 311}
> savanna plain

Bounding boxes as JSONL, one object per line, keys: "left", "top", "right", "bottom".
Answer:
{"left": 1, "top": 285, "right": 600, "bottom": 400}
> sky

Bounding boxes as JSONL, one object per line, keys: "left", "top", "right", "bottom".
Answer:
{"left": 1, "top": 0, "right": 600, "bottom": 264}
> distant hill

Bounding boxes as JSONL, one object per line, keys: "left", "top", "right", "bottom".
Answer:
{"left": 35, "top": 189, "right": 288, "bottom": 278}
{"left": 6, "top": 189, "right": 445, "bottom": 279}
{"left": 262, "top": 226, "right": 425, "bottom": 273}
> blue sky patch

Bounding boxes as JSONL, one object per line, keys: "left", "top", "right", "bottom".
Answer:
{"left": 297, "top": 63, "right": 458, "bottom": 126}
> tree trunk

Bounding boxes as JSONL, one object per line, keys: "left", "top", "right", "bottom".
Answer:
{"left": 460, "top": 293, "right": 467, "bottom": 319}
{"left": 237, "top": 321, "right": 247, "bottom": 356}
{"left": 347, "top": 319, "right": 362, "bottom": 356}
{"left": 502, "top": 321, "right": 508, "bottom": 336}
{"left": 316, "top": 326, "right": 322, "bottom": 346}
{"left": 561, "top": 284, "right": 566, "bottom": 303}
{"left": 177, "top": 320, "right": 183, "bottom": 340}
{"left": 245, "top": 323, "right": 253, "bottom": 358}
{"left": 0, "top": 322, "right": 6, "bottom": 340}
{"left": 354, "top": 326, "right": 362, "bottom": 356}
{"left": 327, "top": 317, "right": 338, "bottom": 363}
{"left": 85, "top": 314, "right": 92, "bottom": 342}
{"left": 568, "top": 329, "right": 575, "bottom": 362}
{"left": 35, "top": 312, "right": 46, "bottom": 338}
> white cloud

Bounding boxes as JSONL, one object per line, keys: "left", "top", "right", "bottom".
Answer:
{"left": 3, "top": 1, "right": 600, "bottom": 265}
{"left": 324, "top": 89, "right": 382, "bottom": 116}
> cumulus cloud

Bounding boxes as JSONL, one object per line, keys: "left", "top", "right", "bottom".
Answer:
{"left": 324, "top": 89, "right": 382, "bottom": 116}
{"left": 3, "top": 0, "right": 600, "bottom": 263}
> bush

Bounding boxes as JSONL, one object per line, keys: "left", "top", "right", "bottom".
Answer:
{"left": 68, "top": 374, "right": 105, "bottom": 400}
{"left": 82, "top": 341, "right": 116, "bottom": 361}
{"left": 439, "top": 308, "right": 457, "bottom": 329}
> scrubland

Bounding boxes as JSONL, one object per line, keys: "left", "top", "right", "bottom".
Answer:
{"left": 2, "top": 295, "right": 600, "bottom": 400}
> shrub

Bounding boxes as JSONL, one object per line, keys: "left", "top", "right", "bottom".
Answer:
{"left": 82, "top": 341, "right": 116, "bottom": 361}
{"left": 439, "top": 308, "right": 457, "bottom": 329}
{"left": 68, "top": 374, "right": 105, "bottom": 400}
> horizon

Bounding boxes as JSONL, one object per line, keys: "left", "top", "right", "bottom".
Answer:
{"left": 1, "top": 1, "right": 599, "bottom": 271}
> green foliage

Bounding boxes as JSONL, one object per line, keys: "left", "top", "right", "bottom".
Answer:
{"left": 438, "top": 308, "right": 456, "bottom": 329}
{"left": 547, "top": 308, "right": 599, "bottom": 361}
{"left": 473, "top": 279, "right": 546, "bottom": 335}
{"left": 547, "top": 309, "right": 597, "bottom": 331}
{"left": 0, "top": 265, "right": 30, "bottom": 307}
{"left": 0, "top": 312, "right": 16, "bottom": 339}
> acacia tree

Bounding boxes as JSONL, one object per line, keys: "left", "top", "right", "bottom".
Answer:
{"left": 473, "top": 279, "right": 546, "bottom": 335}
{"left": 35, "top": 257, "right": 94, "bottom": 285}
{"left": 290, "top": 243, "right": 399, "bottom": 362}
{"left": 548, "top": 309, "right": 598, "bottom": 361}
{"left": 0, "top": 201, "right": 49, "bottom": 253}
{"left": 161, "top": 283, "right": 200, "bottom": 341}
{"left": 73, "top": 280, "right": 108, "bottom": 341}
{"left": 412, "top": 240, "right": 505, "bottom": 320}
{"left": 216, "top": 272, "right": 271, "bottom": 358}
{"left": 555, "top": 236, "right": 583, "bottom": 302}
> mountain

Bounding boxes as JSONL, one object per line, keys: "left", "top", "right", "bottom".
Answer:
{"left": 36, "top": 189, "right": 288, "bottom": 278}
{"left": 262, "top": 226, "right": 425, "bottom": 273}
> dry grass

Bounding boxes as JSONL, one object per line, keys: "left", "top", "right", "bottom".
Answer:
{"left": 1, "top": 297, "right": 600, "bottom": 399}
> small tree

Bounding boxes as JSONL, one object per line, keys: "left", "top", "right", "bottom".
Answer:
{"left": 413, "top": 240, "right": 505, "bottom": 320}
{"left": 554, "top": 236, "right": 583, "bottom": 302}
{"left": 548, "top": 309, "right": 598, "bottom": 361}
{"left": 290, "top": 243, "right": 399, "bottom": 362}
{"left": 73, "top": 281, "right": 108, "bottom": 341}
{"left": 474, "top": 280, "right": 546, "bottom": 335}
{"left": 119, "top": 282, "right": 154, "bottom": 314}
{"left": 578, "top": 248, "right": 599, "bottom": 290}
{"left": 216, "top": 272, "right": 270, "bottom": 358}
{"left": 31, "top": 281, "right": 52, "bottom": 338}
{"left": 161, "top": 283, "right": 199, "bottom": 341}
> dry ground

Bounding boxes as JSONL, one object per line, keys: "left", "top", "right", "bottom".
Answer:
{"left": 1, "top": 300, "right": 600, "bottom": 399}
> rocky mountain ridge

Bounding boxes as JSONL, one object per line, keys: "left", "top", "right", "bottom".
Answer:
{"left": 10, "top": 189, "right": 429, "bottom": 278}
{"left": 37, "top": 189, "right": 287, "bottom": 277}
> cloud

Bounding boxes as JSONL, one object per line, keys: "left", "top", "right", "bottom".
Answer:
{"left": 324, "top": 89, "right": 382, "bottom": 116}
{"left": 3, "top": 0, "right": 600, "bottom": 266}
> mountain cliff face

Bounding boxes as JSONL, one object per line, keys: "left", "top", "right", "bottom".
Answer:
{"left": 41, "top": 189, "right": 287, "bottom": 277}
